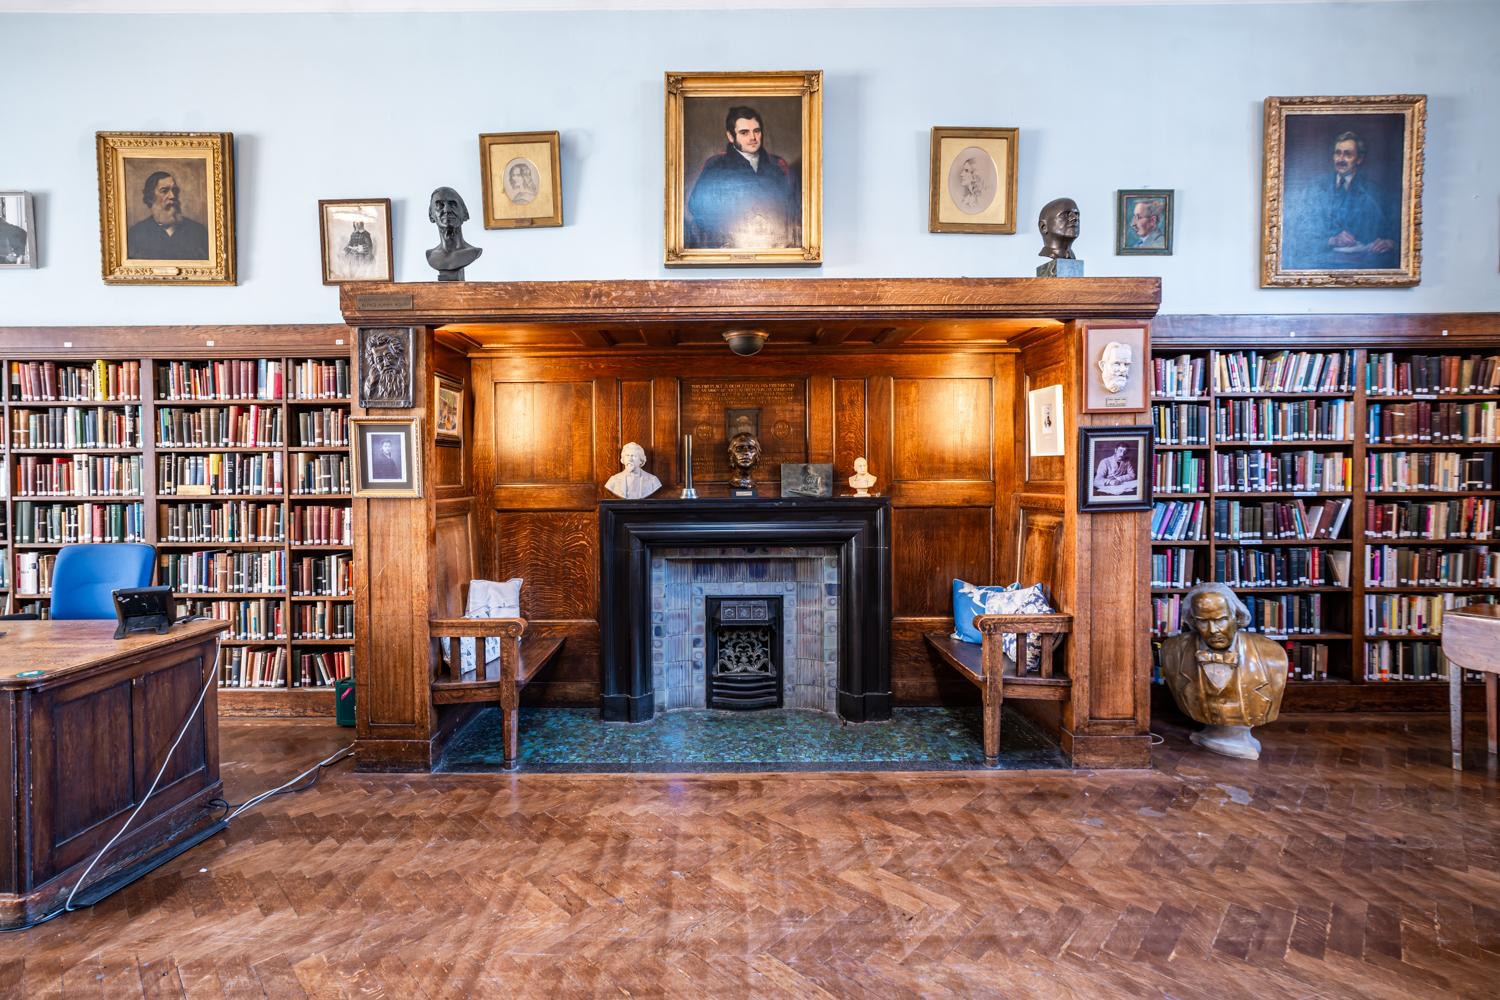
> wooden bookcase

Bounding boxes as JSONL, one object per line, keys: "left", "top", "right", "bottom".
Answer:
{"left": 1150, "top": 329, "right": 1500, "bottom": 711}
{"left": 2, "top": 329, "right": 354, "bottom": 718}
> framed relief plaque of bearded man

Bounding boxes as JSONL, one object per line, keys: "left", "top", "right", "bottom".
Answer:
{"left": 1082, "top": 323, "right": 1149, "bottom": 413}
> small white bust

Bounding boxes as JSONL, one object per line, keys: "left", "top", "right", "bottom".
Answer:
{"left": 848, "top": 456, "right": 877, "bottom": 496}
{"left": 604, "top": 441, "right": 662, "bottom": 499}
{"left": 1098, "top": 341, "right": 1133, "bottom": 394}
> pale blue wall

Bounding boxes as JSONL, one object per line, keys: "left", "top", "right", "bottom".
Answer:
{"left": 3, "top": 2, "right": 1497, "bottom": 326}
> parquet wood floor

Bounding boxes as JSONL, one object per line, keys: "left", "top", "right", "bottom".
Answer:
{"left": 3, "top": 714, "right": 1498, "bottom": 999}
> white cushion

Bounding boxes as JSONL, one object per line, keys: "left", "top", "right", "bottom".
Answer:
{"left": 441, "top": 578, "right": 523, "bottom": 678}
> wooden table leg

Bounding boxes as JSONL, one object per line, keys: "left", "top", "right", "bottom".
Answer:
{"left": 1450, "top": 659, "right": 1464, "bottom": 771}
{"left": 1487, "top": 673, "right": 1498, "bottom": 757}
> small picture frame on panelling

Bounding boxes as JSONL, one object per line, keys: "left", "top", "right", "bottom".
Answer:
{"left": 1027, "top": 384, "right": 1065, "bottom": 458}
{"left": 357, "top": 327, "right": 415, "bottom": 409}
{"left": 434, "top": 373, "right": 463, "bottom": 446}
{"left": 1081, "top": 323, "right": 1149, "bottom": 413}
{"left": 1116, "top": 189, "right": 1173, "bottom": 255}
{"left": 1079, "top": 426, "right": 1153, "bottom": 512}
{"left": 479, "top": 131, "right": 563, "bottom": 229}
{"left": 0, "top": 191, "right": 37, "bottom": 268}
{"left": 319, "top": 198, "right": 393, "bottom": 284}
{"left": 353, "top": 417, "right": 422, "bottom": 498}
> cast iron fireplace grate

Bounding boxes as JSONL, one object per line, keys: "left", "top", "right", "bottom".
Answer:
{"left": 706, "top": 596, "right": 783, "bottom": 710}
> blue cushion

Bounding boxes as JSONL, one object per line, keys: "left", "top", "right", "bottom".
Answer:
{"left": 952, "top": 579, "right": 1054, "bottom": 662}
{"left": 951, "top": 579, "right": 1015, "bottom": 645}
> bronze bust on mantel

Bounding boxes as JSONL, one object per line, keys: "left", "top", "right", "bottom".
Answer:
{"left": 728, "top": 431, "right": 762, "bottom": 492}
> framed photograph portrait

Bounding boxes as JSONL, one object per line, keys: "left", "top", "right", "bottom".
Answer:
{"left": 1079, "top": 427, "right": 1153, "bottom": 512}
{"left": 434, "top": 373, "right": 463, "bottom": 446}
{"left": 319, "top": 199, "right": 392, "bottom": 285}
{"left": 357, "top": 327, "right": 415, "bottom": 409}
{"left": 479, "top": 131, "right": 562, "bottom": 230}
{"left": 780, "top": 462, "right": 833, "bottom": 498}
{"left": 96, "top": 131, "right": 235, "bottom": 285}
{"left": 1082, "top": 323, "right": 1149, "bottom": 413}
{"left": 0, "top": 192, "right": 37, "bottom": 269}
{"left": 665, "top": 70, "right": 822, "bottom": 267}
{"left": 1116, "top": 189, "right": 1173, "bottom": 256}
{"left": 1027, "top": 384, "right": 1065, "bottom": 458}
{"left": 352, "top": 417, "right": 422, "bottom": 498}
{"left": 929, "top": 127, "right": 1018, "bottom": 234}
{"left": 1261, "top": 95, "right": 1425, "bottom": 287}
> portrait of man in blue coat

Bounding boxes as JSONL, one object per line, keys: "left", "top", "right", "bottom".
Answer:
{"left": 1284, "top": 129, "right": 1399, "bottom": 271}
{"left": 686, "top": 105, "right": 800, "bottom": 249}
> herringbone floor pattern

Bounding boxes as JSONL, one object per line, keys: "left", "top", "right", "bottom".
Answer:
{"left": 3, "top": 714, "right": 1498, "bottom": 998}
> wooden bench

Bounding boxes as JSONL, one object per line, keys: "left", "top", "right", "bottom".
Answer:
{"left": 428, "top": 616, "right": 565, "bottom": 769}
{"left": 924, "top": 612, "right": 1072, "bottom": 766}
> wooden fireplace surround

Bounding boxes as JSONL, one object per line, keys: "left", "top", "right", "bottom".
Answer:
{"left": 340, "top": 277, "right": 1160, "bottom": 771}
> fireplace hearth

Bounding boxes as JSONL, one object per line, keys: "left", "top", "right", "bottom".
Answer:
{"left": 706, "top": 596, "right": 783, "bottom": 710}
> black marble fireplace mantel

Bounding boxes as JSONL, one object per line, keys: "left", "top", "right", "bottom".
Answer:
{"left": 598, "top": 497, "right": 892, "bottom": 724}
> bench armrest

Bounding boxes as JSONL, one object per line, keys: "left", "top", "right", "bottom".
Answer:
{"left": 974, "top": 613, "right": 1073, "bottom": 678}
{"left": 428, "top": 617, "right": 526, "bottom": 639}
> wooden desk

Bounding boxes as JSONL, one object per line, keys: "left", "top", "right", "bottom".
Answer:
{"left": 0, "top": 619, "right": 226, "bottom": 927}
{"left": 1442, "top": 604, "right": 1500, "bottom": 770}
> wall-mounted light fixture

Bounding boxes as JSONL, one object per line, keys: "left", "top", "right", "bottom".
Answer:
{"left": 722, "top": 329, "right": 770, "bottom": 356}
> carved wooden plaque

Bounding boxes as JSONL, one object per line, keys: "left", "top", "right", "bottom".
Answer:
{"left": 681, "top": 378, "right": 807, "bottom": 483}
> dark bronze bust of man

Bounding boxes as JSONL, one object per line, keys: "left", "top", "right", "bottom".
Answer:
{"left": 1160, "top": 582, "right": 1289, "bottom": 760}
{"left": 1037, "top": 197, "right": 1080, "bottom": 260}
{"left": 426, "top": 186, "right": 482, "bottom": 281}
{"left": 727, "top": 431, "right": 761, "bottom": 490}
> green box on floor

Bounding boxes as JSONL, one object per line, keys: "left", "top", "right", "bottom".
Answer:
{"left": 334, "top": 678, "right": 355, "bottom": 727}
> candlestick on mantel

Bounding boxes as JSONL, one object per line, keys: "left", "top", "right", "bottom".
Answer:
{"left": 680, "top": 433, "right": 697, "bottom": 498}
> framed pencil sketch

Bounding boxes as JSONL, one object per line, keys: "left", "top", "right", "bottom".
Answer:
{"left": 319, "top": 199, "right": 392, "bottom": 285}
{"left": 96, "top": 131, "right": 235, "bottom": 285}
{"left": 352, "top": 417, "right": 422, "bottom": 498}
{"left": 1027, "top": 384, "right": 1065, "bottom": 458}
{"left": 1116, "top": 189, "right": 1173, "bottom": 255}
{"left": 929, "top": 127, "right": 1018, "bottom": 234}
{"left": 434, "top": 373, "right": 463, "bottom": 446}
{"left": 479, "top": 131, "right": 562, "bottom": 230}
{"left": 1261, "top": 94, "right": 1425, "bottom": 287}
{"left": 665, "top": 70, "right": 822, "bottom": 267}
{"left": 0, "top": 192, "right": 37, "bottom": 268}
{"left": 1081, "top": 323, "right": 1149, "bottom": 414}
{"left": 1079, "top": 426, "right": 1153, "bottom": 512}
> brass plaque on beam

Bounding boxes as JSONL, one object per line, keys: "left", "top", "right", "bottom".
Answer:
{"left": 355, "top": 292, "right": 414, "bottom": 311}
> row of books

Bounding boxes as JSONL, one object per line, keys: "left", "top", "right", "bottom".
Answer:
{"left": 1367, "top": 401, "right": 1500, "bottom": 444}
{"left": 1150, "top": 547, "right": 1200, "bottom": 589}
{"left": 291, "top": 453, "right": 351, "bottom": 495}
{"left": 293, "top": 601, "right": 354, "bottom": 639}
{"left": 1152, "top": 402, "right": 1209, "bottom": 446}
{"left": 1213, "top": 498, "right": 1351, "bottom": 541}
{"left": 15, "top": 551, "right": 56, "bottom": 595}
{"left": 1243, "top": 593, "right": 1326, "bottom": 635}
{"left": 219, "top": 647, "right": 287, "bottom": 688}
{"left": 1151, "top": 594, "right": 1188, "bottom": 636}
{"left": 1214, "top": 398, "right": 1352, "bottom": 443}
{"left": 1151, "top": 354, "right": 1207, "bottom": 398}
{"left": 157, "top": 405, "right": 283, "bottom": 449}
{"left": 8, "top": 360, "right": 142, "bottom": 401}
{"left": 289, "top": 504, "right": 353, "bottom": 546}
{"left": 1365, "top": 545, "right": 1499, "bottom": 588}
{"left": 291, "top": 552, "right": 353, "bottom": 597}
{"left": 1213, "top": 547, "right": 1350, "bottom": 589}
{"left": 157, "top": 359, "right": 285, "bottom": 401}
{"left": 1365, "top": 498, "right": 1493, "bottom": 539}
{"left": 13, "top": 454, "right": 143, "bottom": 497}
{"left": 1365, "top": 352, "right": 1500, "bottom": 396}
{"left": 1151, "top": 500, "right": 1208, "bottom": 541}
{"left": 290, "top": 359, "right": 351, "bottom": 400}
{"left": 295, "top": 650, "right": 353, "bottom": 687}
{"left": 157, "top": 452, "right": 284, "bottom": 495}
{"left": 162, "top": 549, "right": 288, "bottom": 594}
{"left": 162, "top": 500, "right": 284, "bottom": 543}
{"left": 12, "top": 501, "right": 144, "bottom": 544}
{"left": 1152, "top": 452, "right": 1207, "bottom": 494}
{"left": 180, "top": 598, "right": 287, "bottom": 641}
{"left": 294, "top": 407, "right": 350, "bottom": 448}
{"left": 1363, "top": 641, "right": 1490, "bottom": 683}
{"left": 1363, "top": 592, "right": 1493, "bottom": 637}
{"left": 1214, "top": 451, "right": 1352, "bottom": 493}
{"left": 1286, "top": 642, "right": 1331, "bottom": 682}
{"left": 1364, "top": 451, "right": 1493, "bottom": 493}
{"left": 10, "top": 405, "right": 141, "bottom": 450}
{"left": 1215, "top": 350, "right": 1354, "bottom": 394}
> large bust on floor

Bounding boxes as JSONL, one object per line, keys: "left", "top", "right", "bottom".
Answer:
{"left": 1160, "top": 582, "right": 1288, "bottom": 760}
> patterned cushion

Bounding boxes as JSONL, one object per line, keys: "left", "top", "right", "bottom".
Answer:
{"left": 441, "top": 578, "right": 523, "bottom": 677}
{"left": 952, "top": 579, "right": 1054, "bottom": 662}
{"left": 952, "top": 579, "right": 1016, "bottom": 644}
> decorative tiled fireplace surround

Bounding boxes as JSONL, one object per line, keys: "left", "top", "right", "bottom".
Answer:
{"left": 650, "top": 546, "right": 840, "bottom": 714}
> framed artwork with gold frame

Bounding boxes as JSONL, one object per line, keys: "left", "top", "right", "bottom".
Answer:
{"left": 664, "top": 69, "right": 822, "bottom": 267}
{"left": 96, "top": 131, "right": 236, "bottom": 285}
{"left": 928, "top": 127, "right": 1018, "bottom": 235}
{"left": 352, "top": 417, "right": 422, "bottom": 498}
{"left": 478, "top": 130, "right": 562, "bottom": 230}
{"left": 1261, "top": 95, "right": 1425, "bottom": 288}
{"left": 434, "top": 373, "right": 463, "bottom": 446}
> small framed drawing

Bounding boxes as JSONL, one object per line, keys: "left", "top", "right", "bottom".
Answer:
{"left": 96, "top": 131, "right": 235, "bottom": 285}
{"left": 319, "top": 199, "right": 393, "bottom": 284}
{"left": 780, "top": 463, "right": 833, "bottom": 498}
{"left": 353, "top": 417, "right": 422, "bottom": 498}
{"left": 1079, "top": 427, "right": 1153, "bottom": 512}
{"left": 1027, "top": 384, "right": 1065, "bottom": 458}
{"left": 929, "top": 127, "right": 1018, "bottom": 234}
{"left": 1116, "top": 189, "right": 1173, "bottom": 255}
{"left": 1082, "top": 323, "right": 1149, "bottom": 413}
{"left": 479, "top": 131, "right": 563, "bottom": 230}
{"left": 434, "top": 373, "right": 463, "bottom": 446}
{"left": 1261, "top": 94, "right": 1425, "bottom": 287}
{"left": 0, "top": 192, "right": 37, "bottom": 268}
{"left": 358, "top": 327, "right": 415, "bottom": 409}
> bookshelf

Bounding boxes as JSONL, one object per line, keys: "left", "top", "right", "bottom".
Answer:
{"left": 4, "top": 346, "right": 354, "bottom": 717}
{"left": 1150, "top": 340, "right": 1499, "bottom": 710}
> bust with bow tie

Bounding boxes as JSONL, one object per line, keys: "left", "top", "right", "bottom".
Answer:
{"left": 1161, "top": 582, "right": 1288, "bottom": 760}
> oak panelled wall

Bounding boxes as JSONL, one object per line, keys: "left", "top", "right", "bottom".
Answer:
{"left": 469, "top": 350, "right": 1018, "bottom": 707}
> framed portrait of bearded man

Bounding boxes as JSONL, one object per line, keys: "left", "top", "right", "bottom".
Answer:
{"left": 665, "top": 70, "right": 822, "bottom": 267}
{"left": 96, "top": 131, "right": 236, "bottom": 285}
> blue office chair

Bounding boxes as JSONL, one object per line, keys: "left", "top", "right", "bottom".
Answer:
{"left": 49, "top": 543, "right": 156, "bottom": 620}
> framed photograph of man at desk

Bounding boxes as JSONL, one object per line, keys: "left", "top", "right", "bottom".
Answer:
{"left": 96, "top": 131, "right": 236, "bottom": 285}
{"left": 1079, "top": 426, "right": 1153, "bottom": 513}
{"left": 1261, "top": 95, "right": 1425, "bottom": 288}
{"left": 479, "top": 131, "right": 562, "bottom": 230}
{"left": 319, "top": 199, "right": 393, "bottom": 285}
{"left": 352, "top": 417, "right": 422, "bottom": 498}
{"left": 664, "top": 70, "right": 822, "bottom": 267}
{"left": 928, "top": 127, "right": 1018, "bottom": 235}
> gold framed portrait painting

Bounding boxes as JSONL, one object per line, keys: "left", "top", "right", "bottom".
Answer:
{"left": 929, "top": 127, "right": 1018, "bottom": 234}
{"left": 96, "top": 131, "right": 235, "bottom": 285}
{"left": 479, "top": 131, "right": 562, "bottom": 230}
{"left": 665, "top": 70, "right": 822, "bottom": 267}
{"left": 1261, "top": 95, "right": 1425, "bottom": 288}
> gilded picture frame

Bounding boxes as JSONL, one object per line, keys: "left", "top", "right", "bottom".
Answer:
{"left": 1261, "top": 95, "right": 1425, "bottom": 288}
{"left": 434, "top": 373, "right": 463, "bottom": 446}
{"left": 664, "top": 70, "right": 822, "bottom": 268}
{"left": 928, "top": 127, "right": 1018, "bottom": 235}
{"left": 352, "top": 417, "right": 422, "bottom": 498}
{"left": 478, "top": 130, "right": 563, "bottom": 230}
{"left": 319, "top": 198, "right": 393, "bottom": 285}
{"left": 96, "top": 131, "right": 236, "bottom": 285}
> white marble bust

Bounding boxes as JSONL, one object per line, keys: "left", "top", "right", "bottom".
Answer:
{"left": 1098, "top": 341, "right": 1133, "bottom": 394}
{"left": 848, "top": 456, "right": 877, "bottom": 496}
{"left": 605, "top": 442, "right": 662, "bottom": 499}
